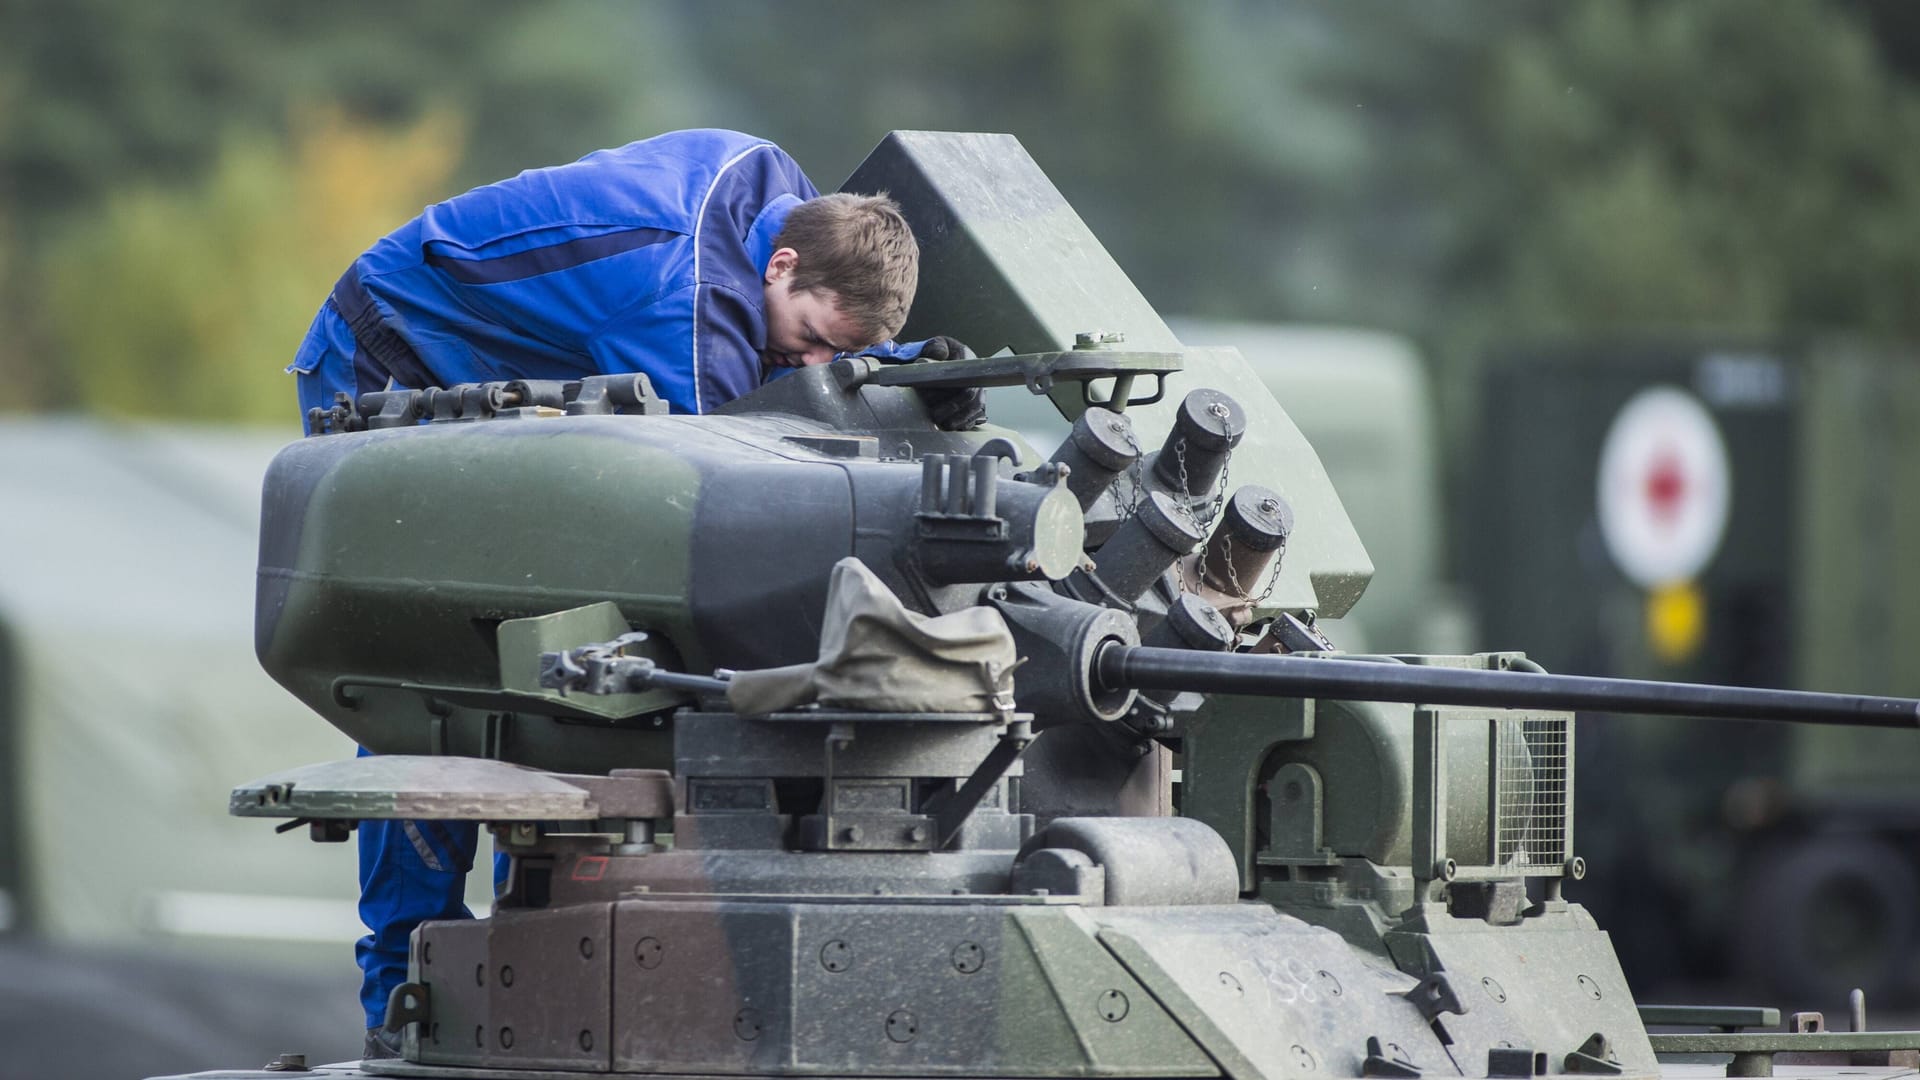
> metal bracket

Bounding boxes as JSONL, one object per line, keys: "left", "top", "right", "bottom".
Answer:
{"left": 1264, "top": 611, "right": 1336, "bottom": 653}
{"left": 866, "top": 348, "right": 1184, "bottom": 393}
{"left": 539, "top": 633, "right": 730, "bottom": 697}
{"left": 1488, "top": 1048, "right": 1544, "bottom": 1078}
{"left": 928, "top": 719, "right": 1034, "bottom": 846}
{"left": 383, "top": 981, "right": 430, "bottom": 1031}
{"left": 566, "top": 373, "right": 669, "bottom": 416}
{"left": 1639, "top": 1004, "right": 1781, "bottom": 1032}
{"left": 1406, "top": 971, "right": 1469, "bottom": 1022}
{"left": 1363, "top": 1036, "right": 1422, "bottom": 1078}
{"left": 1081, "top": 371, "right": 1169, "bottom": 411}
{"left": 1565, "top": 1033, "right": 1623, "bottom": 1075}
{"left": 915, "top": 452, "right": 1007, "bottom": 542}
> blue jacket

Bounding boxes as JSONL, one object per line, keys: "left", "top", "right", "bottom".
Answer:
{"left": 291, "top": 129, "right": 823, "bottom": 423}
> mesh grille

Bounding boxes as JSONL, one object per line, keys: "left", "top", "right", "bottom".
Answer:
{"left": 1492, "top": 716, "right": 1570, "bottom": 867}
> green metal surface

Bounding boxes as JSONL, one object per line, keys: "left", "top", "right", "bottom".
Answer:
{"left": 1387, "top": 910, "right": 1659, "bottom": 1079}
{"left": 258, "top": 420, "right": 701, "bottom": 772}
{"left": 863, "top": 348, "right": 1183, "bottom": 393}
{"left": 842, "top": 131, "right": 1184, "bottom": 359}
{"left": 842, "top": 131, "right": 1371, "bottom": 619}
{"left": 495, "top": 603, "right": 685, "bottom": 721}
{"left": 1640, "top": 1005, "right": 1783, "bottom": 1031}
{"left": 1650, "top": 1032, "right": 1920, "bottom": 1054}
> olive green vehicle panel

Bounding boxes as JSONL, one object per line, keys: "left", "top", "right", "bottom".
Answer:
{"left": 1185, "top": 694, "right": 1549, "bottom": 892}
{"left": 1385, "top": 913, "right": 1656, "bottom": 1078}
{"left": 1093, "top": 905, "right": 1437, "bottom": 1080}
{"left": 497, "top": 603, "right": 682, "bottom": 721}
{"left": 1181, "top": 694, "right": 1319, "bottom": 891}
{"left": 257, "top": 418, "right": 704, "bottom": 770}
{"left": 843, "top": 131, "right": 1371, "bottom": 620}
{"left": 843, "top": 131, "right": 1185, "bottom": 360}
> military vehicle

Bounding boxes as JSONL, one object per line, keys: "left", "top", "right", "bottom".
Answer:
{"left": 1468, "top": 342, "right": 1920, "bottom": 1005}
{"left": 161, "top": 133, "right": 1920, "bottom": 1080}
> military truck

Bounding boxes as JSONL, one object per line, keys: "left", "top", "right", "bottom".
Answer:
{"left": 1467, "top": 340, "right": 1920, "bottom": 1006}
{"left": 162, "top": 133, "right": 1920, "bottom": 1080}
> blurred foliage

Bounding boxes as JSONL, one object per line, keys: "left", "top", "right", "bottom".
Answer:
{"left": 685, "top": 1, "right": 1920, "bottom": 417}
{"left": 43, "top": 109, "right": 462, "bottom": 424}
{"left": 1469, "top": 1, "right": 1920, "bottom": 341}
{"left": 0, "top": 0, "right": 693, "bottom": 230}
{"left": 1, "top": 0, "right": 1919, "bottom": 422}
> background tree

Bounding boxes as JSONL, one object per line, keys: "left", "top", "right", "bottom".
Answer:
{"left": 1, "top": 0, "right": 1918, "bottom": 430}
{"left": 42, "top": 109, "right": 462, "bottom": 422}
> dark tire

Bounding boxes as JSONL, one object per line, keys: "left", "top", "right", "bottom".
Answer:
{"left": 1737, "top": 834, "right": 1920, "bottom": 1007}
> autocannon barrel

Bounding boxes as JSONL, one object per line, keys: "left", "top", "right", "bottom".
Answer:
{"left": 1093, "top": 645, "right": 1920, "bottom": 729}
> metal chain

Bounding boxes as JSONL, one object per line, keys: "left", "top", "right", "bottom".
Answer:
{"left": 1212, "top": 421, "right": 1257, "bottom": 607}
{"left": 1117, "top": 421, "right": 1146, "bottom": 517}
{"left": 1173, "top": 435, "right": 1196, "bottom": 524}
{"left": 1219, "top": 462, "right": 1283, "bottom": 609}
{"left": 1251, "top": 522, "right": 1281, "bottom": 607}
{"left": 1193, "top": 404, "right": 1279, "bottom": 610}
{"left": 1208, "top": 408, "right": 1232, "bottom": 527}
{"left": 1162, "top": 433, "right": 1202, "bottom": 592}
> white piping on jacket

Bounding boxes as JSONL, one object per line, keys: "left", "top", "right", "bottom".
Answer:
{"left": 691, "top": 142, "right": 776, "bottom": 415}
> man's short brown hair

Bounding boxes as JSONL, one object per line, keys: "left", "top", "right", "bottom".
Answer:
{"left": 774, "top": 193, "right": 919, "bottom": 344}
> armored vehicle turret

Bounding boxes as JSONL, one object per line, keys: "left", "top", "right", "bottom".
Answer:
{"left": 167, "top": 133, "right": 1920, "bottom": 1080}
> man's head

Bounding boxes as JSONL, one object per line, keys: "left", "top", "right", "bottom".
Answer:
{"left": 762, "top": 193, "right": 919, "bottom": 369}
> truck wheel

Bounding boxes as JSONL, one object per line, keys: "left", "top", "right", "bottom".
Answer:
{"left": 1738, "top": 835, "right": 1919, "bottom": 1006}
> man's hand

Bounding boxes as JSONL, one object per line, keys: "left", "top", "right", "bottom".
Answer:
{"left": 915, "top": 335, "right": 973, "bottom": 363}
{"left": 912, "top": 335, "right": 988, "bottom": 431}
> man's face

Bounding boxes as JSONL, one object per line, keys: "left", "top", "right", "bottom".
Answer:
{"left": 762, "top": 248, "right": 868, "bottom": 370}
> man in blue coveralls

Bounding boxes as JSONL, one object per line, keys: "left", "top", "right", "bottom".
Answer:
{"left": 289, "top": 129, "right": 981, "bottom": 1059}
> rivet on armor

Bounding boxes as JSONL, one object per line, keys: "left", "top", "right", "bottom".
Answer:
{"left": 821, "top": 939, "right": 852, "bottom": 973}
{"left": 952, "top": 941, "right": 985, "bottom": 974}
{"left": 635, "top": 936, "right": 664, "bottom": 969}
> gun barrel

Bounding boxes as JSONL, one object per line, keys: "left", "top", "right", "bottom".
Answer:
{"left": 1094, "top": 645, "right": 1920, "bottom": 729}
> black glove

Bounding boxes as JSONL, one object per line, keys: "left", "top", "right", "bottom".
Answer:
{"left": 912, "top": 335, "right": 988, "bottom": 431}
{"left": 925, "top": 386, "right": 988, "bottom": 431}
{"left": 915, "top": 335, "right": 973, "bottom": 363}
